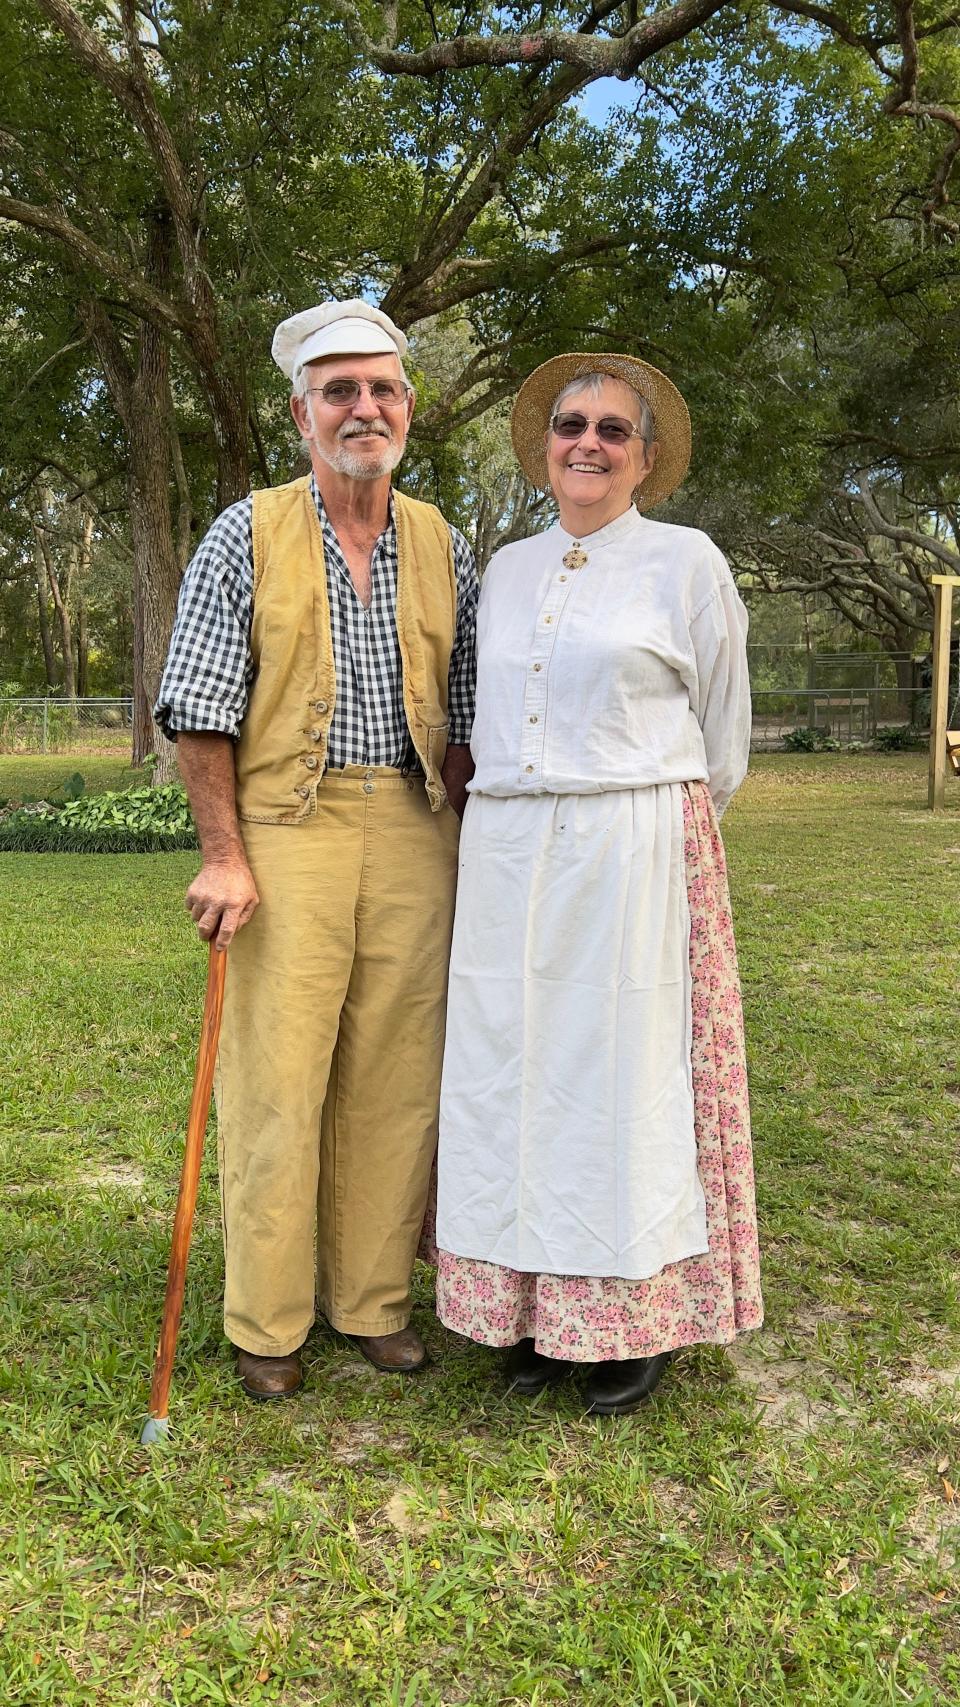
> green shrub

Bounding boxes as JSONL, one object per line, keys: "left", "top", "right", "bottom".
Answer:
{"left": 874, "top": 724, "right": 926, "bottom": 752}
{"left": 0, "top": 782, "right": 198, "bottom": 853}
{"left": 782, "top": 726, "right": 843, "bottom": 753}
{"left": 782, "top": 726, "right": 820, "bottom": 752}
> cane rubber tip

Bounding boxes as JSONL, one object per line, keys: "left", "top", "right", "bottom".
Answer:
{"left": 141, "top": 1415, "right": 170, "bottom": 1445}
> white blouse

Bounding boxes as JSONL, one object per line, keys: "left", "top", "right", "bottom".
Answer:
{"left": 468, "top": 507, "right": 751, "bottom": 813}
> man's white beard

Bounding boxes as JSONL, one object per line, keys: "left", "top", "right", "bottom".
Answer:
{"left": 310, "top": 415, "right": 405, "bottom": 481}
{"left": 325, "top": 438, "right": 404, "bottom": 480}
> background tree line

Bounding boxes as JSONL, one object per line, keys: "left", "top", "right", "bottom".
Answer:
{"left": 1, "top": 0, "right": 958, "bottom": 773}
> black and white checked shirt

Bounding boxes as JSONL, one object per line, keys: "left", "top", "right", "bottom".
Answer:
{"left": 155, "top": 477, "right": 478, "bottom": 767}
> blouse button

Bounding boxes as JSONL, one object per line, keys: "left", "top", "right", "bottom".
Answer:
{"left": 524, "top": 765, "right": 534, "bottom": 774}
{"left": 559, "top": 575, "right": 568, "bottom": 583}
{"left": 544, "top": 616, "right": 553, "bottom": 625}
{"left": 532, "top": 663, "right": 542, "bottom": 673}
{"left": 528, "top": 715, "right": 538, "bottom": 724}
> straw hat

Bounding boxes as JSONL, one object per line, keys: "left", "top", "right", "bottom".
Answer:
{"left": 510, "top": 353, "right": 691, "bottom": 511}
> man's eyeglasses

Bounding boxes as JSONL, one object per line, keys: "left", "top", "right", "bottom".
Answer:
{"left": 303, "top": 378, "right": 410, "bottom": 408}
{"left": 550, "top": 411, "right": 646, "bottom": 446}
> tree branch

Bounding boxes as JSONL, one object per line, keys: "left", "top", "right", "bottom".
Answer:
{"left": 0, "top": 194, "right": 187, "bottom": 334}
{"left": 335, "top": 0, "right": 732, "bottom": 77}
{"left": 34, "top": 0, "right": 202, "bottom": 296}
{"left": 855, "top": 471, "right": 960, "bottom": 573}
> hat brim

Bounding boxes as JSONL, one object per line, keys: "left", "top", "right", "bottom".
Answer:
{"left": 510, "top": 353, "right": 691, "bottom": 511}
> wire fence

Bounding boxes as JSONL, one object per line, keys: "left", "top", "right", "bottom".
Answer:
{"left": 750, "top": 688, "right": 921, "bottom": 749}
{"left": 0, "top": 697, "right": 134, "bottom": 755}
{"left": 0, "top": 689, "right": 928, "bottom": 759}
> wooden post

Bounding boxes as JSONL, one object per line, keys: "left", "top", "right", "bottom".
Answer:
{"left": 928, "top": 576, "right": 960, "bottom": 811}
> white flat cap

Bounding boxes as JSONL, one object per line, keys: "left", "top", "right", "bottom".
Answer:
{"left": 272, "top": 300, "right": 408, "bottom": 384}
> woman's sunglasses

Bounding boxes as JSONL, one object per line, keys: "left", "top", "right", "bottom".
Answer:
{"left": 550, "top": 411, "right": 646, "bottom": 446}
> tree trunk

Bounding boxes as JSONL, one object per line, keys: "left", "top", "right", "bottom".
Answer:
{"left": 203, "top": 363, "right": 250, "bottom": 511}
{"left": 893, "top": 649, "right": 919, "bottom": 721}
{"left": 35, "top": 549, "right": 57, "bottom": 689}
{"left": 80, "top": 212, "right": 182, "bottom": 782}
{"left": 187, "top": 296, "right": 250, "bottom": 510}
{"left": 76, "top": 508, "right": 93, "bottom": 697}
{"left": 169, "top": 412, "right": 193, "bottom": 572}
{"left": 126, "top": 374, "right": 182, "bottom": 781}
{"left": 77, "top": 593, "right": 89, "bottom": 697}
{"left": 34, "top": 496, "right": 76, "bottom": 699}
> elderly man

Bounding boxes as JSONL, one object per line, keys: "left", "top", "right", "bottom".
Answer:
{"left": 155, "top": 300, "right": 477, "bottom": 1398}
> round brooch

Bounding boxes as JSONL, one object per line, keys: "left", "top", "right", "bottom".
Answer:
{"left": 562, "top": 544, "right": 588, "bottom": 570}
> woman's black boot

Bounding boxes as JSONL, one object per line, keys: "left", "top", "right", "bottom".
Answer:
{"left": 504, "top": 1338, "right": 574, "bottom": 1396}
{"left": 584, "top": 1352, "right": 671, "bottom": 1415}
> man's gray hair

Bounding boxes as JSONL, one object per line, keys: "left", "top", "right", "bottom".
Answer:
{"left": 552, "top": 371, "right": 655, "bottom": 446}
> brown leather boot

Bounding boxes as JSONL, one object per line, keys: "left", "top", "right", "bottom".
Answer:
{"left": 236, "top": 1347, "right": 303, "bottom": 1400}
{"left": 346, "top": 1326, "right": 427, "bottom": 1373}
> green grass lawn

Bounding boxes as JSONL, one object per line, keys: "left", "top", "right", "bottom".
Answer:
{"left": 1, "top": 754, "right": 958, "bottom": 1706}
{"left": 0, "top": 753, "right": 152, "bottom": 802}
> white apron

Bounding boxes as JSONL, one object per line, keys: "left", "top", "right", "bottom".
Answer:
{"left": 436, "top": 783, "right": 709, "bottom": 1280}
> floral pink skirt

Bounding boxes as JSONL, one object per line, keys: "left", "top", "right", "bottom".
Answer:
{"left": 429, "top": 782, "right": 762, "bottom": 1362}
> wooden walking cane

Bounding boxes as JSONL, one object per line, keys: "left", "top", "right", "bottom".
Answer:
{"left": 141, "top": 943, "right": 227, "bottom": 1444}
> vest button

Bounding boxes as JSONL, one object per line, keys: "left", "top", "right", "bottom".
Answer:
{"left": 315, "top": 700, "right": 329, "bottom": 714}
{"left": 309, "top": 727, "right": 322, "bottom": 742}
{"left": 363, "top": 781, "right": 375, "bottom": 795}
{"left": 296, "top": 786, "right": 310, "bottom": 799}
{"left": 304, "top": 755, "right": 319, "bottom": 770}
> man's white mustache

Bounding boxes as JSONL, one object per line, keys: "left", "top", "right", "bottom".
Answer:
{"left": 339, "top": 422, "right": 392, "bottom": 441}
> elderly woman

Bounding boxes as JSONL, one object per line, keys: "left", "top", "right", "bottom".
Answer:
{"left": 434, "top": 354, "right": 762, "bottom": 1416}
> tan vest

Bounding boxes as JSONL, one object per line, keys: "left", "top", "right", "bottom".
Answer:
{"left": 235, "top": 477, "right": 457, "bottom": 822}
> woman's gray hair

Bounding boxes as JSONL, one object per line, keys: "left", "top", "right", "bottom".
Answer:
{"left": 551, "top": 371, "right": 655, "bottom": 446}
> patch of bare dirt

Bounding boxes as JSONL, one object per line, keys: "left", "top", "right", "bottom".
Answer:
{"left": 897, "top": 1363, "right": 960, "bottom": 1403}
{"left": 903, "top": 1489, "right": 960, "bottom": 1564}
{"left": 382, "top": 1484, "right": 437, "bottom": 1539}
{"left": 325, "top": 1419, "right": 411, "bottom": 1465}
{"left": 258, "top": 1470, "right": 299, "bottom": 1495}
{"left": 652, "top": 1476, "right": 700, "bottom": 1531}
{"left": 726, "top": 1340, "right": 850, "bottom": 1433}
{"left": 792, "top": 1302, "right": 856, "bottom": 1332}
{"left": 77, "top": 1162, "right": 146, "bottom": 1192}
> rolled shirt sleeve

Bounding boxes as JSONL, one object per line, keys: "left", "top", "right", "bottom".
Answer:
{"left": 446, "top": 526, "right": 479, "bottom": 746}
{"left": 154, "top": 498, "right": 255, "bottom": 740}
{"left": 689, "top": 556, "right": 751, "bottom": 818}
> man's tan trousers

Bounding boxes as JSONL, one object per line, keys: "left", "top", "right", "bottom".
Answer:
{"left": 216, "top": 767, "right": 460, "bottom": 1356}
